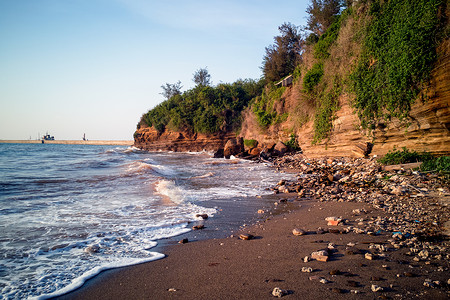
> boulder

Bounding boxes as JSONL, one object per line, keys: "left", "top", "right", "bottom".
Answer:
{"left": 223, "top": 138, "right": 245, "bottom": 159}
{"left": 273, "top": 141, "right": 288, "bottom": 156}
{"left": 249, "top": 147, "right": 261, "bottom": 156}
{"left": 213, "top": 148, "right": 224, "bottom": 158}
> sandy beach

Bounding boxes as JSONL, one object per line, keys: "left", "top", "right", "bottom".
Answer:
{"left": 56, "top": 155, "right": 449, "bottom": 300}
{"left": 0, "top": 140, "right": 134, "bottom": 146}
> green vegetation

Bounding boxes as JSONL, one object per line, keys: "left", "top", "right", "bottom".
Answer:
{"left": 253, "top": 85, "right": 286, "bottom": 129}
{"left": 285, "top": 133, "right": 301, "bottom": 151}
{"left": 313, "top": 9, "right": 349, "bottom": 59}
{"left": 378, "top": 147, "right": 426, "bottom": 165}
{"left": 378, "top": 147, "right": 450, "bottom": 174}
{"left": 351, "top": 0, "right": 444, "bottom": 129}
{"left": 141, "top": 78, "right": 264, "bottom": 134}
{"left": 244, "top": 139, "right": 258, "bottom": 148}
{"left": 303, "top": 62, "right": 324, "bottom": 92}
{"left": 312, "top": 79, "right": 341, "bottom": 144}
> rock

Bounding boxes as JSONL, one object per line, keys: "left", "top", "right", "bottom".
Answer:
{"left": 167, "top": 288, "right": 177, "bottom": 292}
{"left": 371, "top": 284, "right": 384, "bottom": 292}
{"left": 192, "top": 224, "right": 204, "bottom": 230}
{"left": 319, "top": 278, "right": 330, "bottom": 284}
{"left": 301, "top": 267, "right": 313, "bottom": 273}
{"left": 272, "top": 287, "right": 288, "bottom": 298}
{"left": 213, "top": 148, "right": 224, "bottom": 158}
{"left": 273, "top": 141, "right": 288, "bottom": 157}
{"left": 239, "top": 233, "right": 254, "bottom": 240}
{"left": 311, "top": 250, "right": 329, "bottom": 262}
{"left": 365, "top": 253, "right": 374, "bottom": 260}
{"left": 84, "top": 244, "right": 100, "bottom": 254}
{"left": 325, "top": 216, "right": 341, "bottom": 226}
{"left": 224, "top": 138, "right": 244, "bottom": 158}
{"left": 303, "top": 256, "right": 310, "bottom": 263}
{"left": 292, "top": 228, "right": 306, "bottom": 236}
{"left": 178, "top": 238, "right": 188, "bottom": 244}
{"left": 329, "top": 269, "right": 341, "bottom": 275}
{"left": 257, "top": 209, "right": 265, "bottom": 214}
{"left": 249, "top": 147, "right": 261, "bottom": 156}
{"left": 196, "top": 214, "right": 208, "bottom": 220}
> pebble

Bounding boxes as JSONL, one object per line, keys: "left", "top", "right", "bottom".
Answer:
{"left": 371, "top": 284, "right": 384, "bottom": 292}
{"left": 239, "top": 233, "right": 254, "bottom": 240}
{"left": 292, "top": 228, "right": 306, "bottom": 236}
{"left": 178, "top": 238, "right": 188, "bottom": 244}
{"left": 192, "top": 224, "right": 204, "bottom": 230}
{"left": 301, "top": 267, "right": 313, "bottom": 273}
{"left": 272, "top": 287, "right": 288, "bottom": 298}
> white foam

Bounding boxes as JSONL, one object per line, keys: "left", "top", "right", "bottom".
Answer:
{"left": 34, "top": 253, "right": 165, "bottom": 300}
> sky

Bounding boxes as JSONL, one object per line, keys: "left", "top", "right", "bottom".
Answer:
{"left": 0, "top": 0, "right": 308, "bottom": 140}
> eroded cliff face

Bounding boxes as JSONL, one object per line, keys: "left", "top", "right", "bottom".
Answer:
{"left": 134, "top": 126, "right": 235, "bottom": 152}
{"left": 238, "top": 40, "right": 449, "bottom": 158}
{"left": 134, "top": 40, "right": 449, "bottom": 157}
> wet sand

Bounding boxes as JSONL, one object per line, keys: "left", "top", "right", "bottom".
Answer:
{"left": 56, "top": 193, "right": 449, "bottom": 299}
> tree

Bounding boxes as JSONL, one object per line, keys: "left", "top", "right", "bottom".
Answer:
{"left": 306, "top": 0, "right": 343, "bottom": 35}
{"left": 262, "top": 22, "right": 303, "bottom": 83}
{"left": 193, "top": 67, "right": 211, "bottom": 87}
{"left": 160, "top": 81, "right": 183, "bottom": 100}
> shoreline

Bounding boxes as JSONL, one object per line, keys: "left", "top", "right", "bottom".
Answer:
{"left": 0, "top": 140, "right": 134, "bottom": 146}
{"left": 57, "top": 155, "right": 449, "bottom": 299}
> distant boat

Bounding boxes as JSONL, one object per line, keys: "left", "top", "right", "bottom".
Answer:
{"left": 42, "top": 133, "right": 55, "bottom": 141}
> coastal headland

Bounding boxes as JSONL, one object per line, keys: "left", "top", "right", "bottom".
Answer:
{"left": 58, "top": 154, "right": 449, "bottom": 300}
{"left": 0, "top": 140, "right": 134, "bottom": 146}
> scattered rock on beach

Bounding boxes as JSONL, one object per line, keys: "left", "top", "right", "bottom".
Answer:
{"left": 311, "top": 250, "right": 329, "bottom": 262}
{"left": 292, "top": 228, "right": 306, "bottom": 236}
{"left": 272, "top": 287, "right": 288, "bottom": 298}
{"left": 192, "top": 224, "right": 205, "bottom": 230}
{"left": 178, "top": 238, "right": 188, "bottom": 244}
{"left": 371, "top": 284, "right": 384, "bottom": 292}
{"left": 195, "top": 214, "right": 208, "bottom": 220}
{"left": 239, "top": 233, "right": 254, "bottom": 240}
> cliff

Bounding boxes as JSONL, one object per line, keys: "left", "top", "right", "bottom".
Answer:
{"left": 134, "top": 126, "right": 235, "bottom": 152}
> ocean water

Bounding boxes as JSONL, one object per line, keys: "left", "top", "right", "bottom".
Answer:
{"left": 0, "top": 143, "right": 291, "bottom": 299}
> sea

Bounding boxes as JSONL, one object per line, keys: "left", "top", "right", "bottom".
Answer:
{"left": 0, "top": 143, "right": 293, "bottom": 299}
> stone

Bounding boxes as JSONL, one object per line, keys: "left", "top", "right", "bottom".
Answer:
{"left": 365, "top": 253, "right": 374, "bottom": 260}
{"left": 84, "top": 244, "right": 100, "bottom": 254}
{"left": 192, "top": 224, "right": 204, "bottom": 230}
{"left": 272, "top": 287, "right": 288, "bottom": 298}
{"left": 301, "top": 267, "right": 313, "bottom": 273}
{"left": 319, "top": 278, "right": 330, "bottom": 284}
{"left": 239, "top": 233, "right": 254, "bottom": 240}
{"left": 257, "top": 209, "right": 265, "bottom": 214}
{"left": 371, "top": 284, "right": 383, "bottom": 292}
{"left": 178, "top": 238, "right": 188, "bottom": 244}
{"left": 196, "top": 214, "right": 208, "bottom": 220}
{"left": 292, "top": 228, "right": 306, "bottom": 236}
{"left": 273, "top": 141, "right": 288, "bottom": 157}
{"left": 213, "top": 148, "right": 224, "bottom": 158}
{"left": 311, "top": 250, "right": 329, "bottom": 262}
{"left": 329, "top": 269, "right": 341, "bottom": 275}
{"left": 223, "top": 138, "right": 244, "bottom": 158}
{"left": 249, "top": 147, "right": 261, "bottom": 156}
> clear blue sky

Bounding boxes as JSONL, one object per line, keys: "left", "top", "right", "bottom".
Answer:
{"left": 0, "top": 0, "right": 308, "bottom": 140}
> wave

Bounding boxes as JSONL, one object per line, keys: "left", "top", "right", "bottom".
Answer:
{"left": 154, "top": 180, "right": 186, "bottom": 205}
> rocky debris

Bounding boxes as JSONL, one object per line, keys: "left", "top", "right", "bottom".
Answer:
{"left": 273, "top": 142, "right": 288, "bottom": 157}
{"left": 271, "top": 287, "right": 288, "bottom": 298}
{"left": 270, "top": 154, "right": 449, "bottom": 269}
{"left": 301, "top": 267, "right": 313, "bottom": 273}
{"left": 178, "top": 238, "right": 189, "bottom": 244}
{"left": 192, "top": 224, "right": 205, "bottom": 230}
{"left": 239, "top": 233, "right": 254, "bottom": 240}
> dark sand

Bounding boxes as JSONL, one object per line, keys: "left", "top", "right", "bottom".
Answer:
{"left": 57, "top": 193, "right": 449, "bottom": 299}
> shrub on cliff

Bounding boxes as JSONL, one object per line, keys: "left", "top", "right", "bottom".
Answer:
{"left": 140, "top": 78, "right": 264, "bottom": 135}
